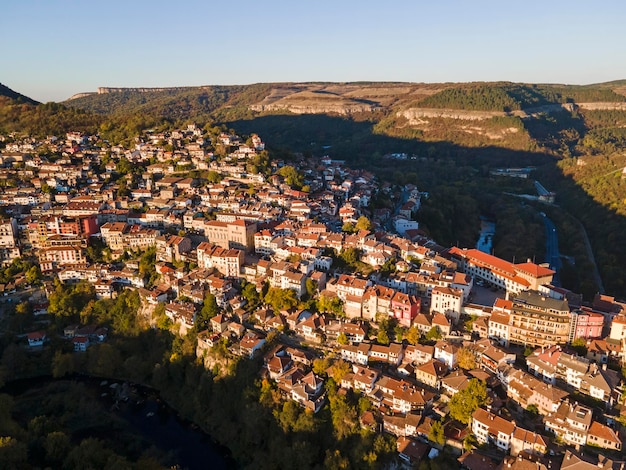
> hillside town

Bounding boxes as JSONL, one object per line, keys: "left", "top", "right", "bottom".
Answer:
{"left": 1, "top": 124, "right": 625, "bottom": 469}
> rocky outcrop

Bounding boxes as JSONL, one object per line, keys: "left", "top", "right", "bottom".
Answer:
{"left": 399, "top": 108, "right": 505, "bottom": 122}
{"left": 97, "top": 86, "right": 209, "bottom": 94}
{"left": 67, "top": 92, "right": 96, "bottom": 101}
{"left": 250, "top": 102, "right": 381, "bottom": 115}
{"left": 576, "top": 102, "right": 626, "bottom": 111}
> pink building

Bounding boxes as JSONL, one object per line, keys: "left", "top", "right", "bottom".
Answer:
{"left": 572, "top": 309, "right": 604, "bottom": 340}
{"left": 390, "top": 292, "right": 421, "bottom": 328}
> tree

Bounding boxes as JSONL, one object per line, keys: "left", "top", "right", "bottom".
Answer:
{"left": 377, "top": 329, "right": 390, "bottom": 345}
{"left": 52, "top": 351, "right": 75, "bottom": 378}
{"left": 197, "top": 292, "right": 219, "bottom": 329}
{"left": 342, "top": 222, "right": 356, "bottom": 233}
{"left": 406, "top": 326, "right": 420, "bottom": 345}
{"left": 318, "top": 295, "right": 344, "bottom": 316}
{"left": 312, "top": 357, "right": 330, "bottom": 376}
{"left": 526, "top": 404, "right": 539, "bottom": 416}
{"left": 340, "top": 247, "right": 360, "bottom": 265}
{"left": 278, "top": 165, "right": 304, "bottom": 189}
{"left": 305, "top": 279, "right": 318, "bottom": 299}
{"left": 264, "top": 287, "right": 299, "bottom": 311}
{"left": 457, "top": 347, "right": 477, "bottom": 370}
{"left": 394, "top": 325, "right": 404, "bottom": 342}
{"left": 330, "top": 359, "right": 351, "bottom": 382}
{"left": 25, "top": 265, "right": 42, "bottom": 285}
{"left": 355, "top": 216, "right": 373, "bottom": 231}
{"left": 241, "top": 282, "right": 260, "bottom": 307}
{"left": 571, "top": 338, "right": 588, "bottom": 356}
{"left": 337, "top": 332, "right": 348, "bottom": 345}
{"left": 425, "top": 326, "right": 442, "bottom": 341}
{"left": 463, "top": 433, "right": 477, "bottom": 452}
{"left": 44, "top": 431, "right": 70, "bottom": 465}
{"left": 449, "top": 379, "right": 490, "bottom": 424}
{"left": 428, "top": 420, "right": 446, "bottom": 446}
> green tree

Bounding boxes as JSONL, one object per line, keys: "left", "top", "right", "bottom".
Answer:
{"left": 377, "top": 329, "right": 390, "bottom": 345}
{"left": 337, "top": 332, "right": 348, "bottom": 345}
{"left": 25, "top": 265, "right": 42, "bottom": 285}
{"left": 116, "top": 156, "right": 133, "bottom": 175}
{"left": 278, "top": 165, "right": 304, "bottom": 189}
{"left": 355, "top": 216, "right": 373, "bottom": 231}
{"left": 340, "top": 247, "right": 360, "bottom": 265}
{"left": 44, "top": 431, "right": 70, "bottom": 465}
{"left": 425, "top": 326, "right": 442, "bottom": 341}
{"left": 342, "top": 222, "right": 356, "bottom": 233}
{"left": 264, "top": 287, "right": 299, "bottom": 311}
{"left": 305, "top": 278, "right": 318, "bottom": 299}
{"left": 463, "top": 433, "right": 477, "bottom": 452}
{"left": 241, "top": 282, "right": 260, "bottom": 307}
{"left": 197, "top": 292, "right": 219, "bottom": 329}
{"left": 428, "top": 420, "right": 446, "bottom": 446}
{"left": 449, "top": 379, "right": 490, "bottom": 424}
{"left": 571, "top": 338, "right": 588, "bottom": 356}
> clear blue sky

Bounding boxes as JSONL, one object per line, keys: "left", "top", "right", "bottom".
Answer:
{"left": 3, "top": 0, "right": 626, "bottom": 102}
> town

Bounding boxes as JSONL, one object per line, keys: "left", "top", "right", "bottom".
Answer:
{"left": 0, "top": 123, "right": 624, "bottom": 470}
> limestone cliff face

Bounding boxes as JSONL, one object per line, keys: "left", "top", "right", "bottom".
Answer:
{"left": 576, "top": 102, "right": 626, "bottom": 111}
{"left": 399, "top": 108, "right": 504, "bottom": 122}
{"left": 97, "top": 86, "right": 210, "bottom": 94}
{"left": 250, "top": 102, "right": 381, "bottom": 115}
{"left": 67, "top": 92, "right": 96, "bottom": 101}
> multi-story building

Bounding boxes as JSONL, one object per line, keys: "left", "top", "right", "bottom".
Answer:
{"left": 155, "top": 234, "right": 192, "bottom": 262}
{"left": 509, "top": 291, "right": 571, "bottom": 348}
{"left": 0, "top": 218, "right": 20, "bottom": 265}
{"left": 488, "top": 300, "right": 512, "bottom": 347}
{"left": 196, "top": 242, "right": 244, "bottom": 278}
{"left": 100, "top": 223, "right": 159, "bottom": 255}
{"left": 569, "top": 309, "right": 604, "bottom": 342}
{"left": 204, "top": 219, "right": 256, "bottom": 252}
{"left": 449, "top": 248, "right": 554, "bottom": 295}
{"left": 430, "top": 286, "right": 463, "bottom": 324}
{"left": 544, "top": 400, "right": 592, "bottom": 447}
{"left": 471, "top": 408, "right": 515, "bottom": 452}
{"left": 38, "top": 245, "right": 86, "bottom": 273}
{"left": 28, "top": 214, "right": 99, "bottom": 248}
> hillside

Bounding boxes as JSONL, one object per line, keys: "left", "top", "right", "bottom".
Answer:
{"left": 5, "top": 78, "right": 626, "bottom": 296}
{"left": 0, "top": 83, "right": 101, "bottom": 137}
{"left": 63, "top": 81, "right": 626, "bottom": 152}
{"left": 0, "top": 83, "right": 39, "bottom": 105}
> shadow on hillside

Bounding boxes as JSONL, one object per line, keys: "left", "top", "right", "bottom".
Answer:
{"left": 227, "top": 114, "right": 626, "bottom": 299}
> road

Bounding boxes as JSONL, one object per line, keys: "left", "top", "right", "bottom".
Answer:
{"left": 540, "top": 213, "right": 562, "bottom": 287}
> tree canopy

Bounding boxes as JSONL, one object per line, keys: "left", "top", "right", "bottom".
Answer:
{"left": 448, "top": 379, "right": 490, "bottom": 424}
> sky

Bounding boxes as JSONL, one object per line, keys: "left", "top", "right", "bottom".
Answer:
{"left": 2, "top": 0, "right": 626, "bottom": 102}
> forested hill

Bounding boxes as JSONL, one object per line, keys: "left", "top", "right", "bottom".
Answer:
{"left": 0, "top": 84, "right": 104, "bottom": 137}
{"left": 0, "top": 83, "right": 39, "bottom": 105}
{"left": 65, "top": 81, "right": 626, "bottom": 118}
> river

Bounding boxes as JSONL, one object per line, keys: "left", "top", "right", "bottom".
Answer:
{"left": 476, "top": 217, "right": 495, "bottom": 254}
{"left": 2, "top": 376, "right": 235, "bottom": 470}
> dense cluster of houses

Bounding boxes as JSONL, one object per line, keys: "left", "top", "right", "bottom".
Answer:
{"left": 2, "top": 126, "right": 625, "bottom": 468}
